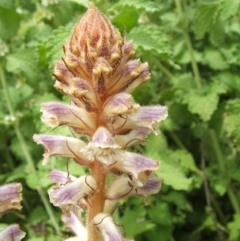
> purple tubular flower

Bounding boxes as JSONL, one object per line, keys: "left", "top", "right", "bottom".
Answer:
{"left": 107, "top": 60, "right": 150, "bottom": 96}
{"left": 81, "top": 127, "right": 121, "bottom": 164}
{"left": 93, "top": 213, "right": 134, "bottom": 241}
{"left": 105, "top": 177, "right": 134, "bottom": 200}
{"left": 0, "top": 183, "right": 22, "bottom": 215}
{"left": 0, "top": 224, "right": 26, "bottom": 241}
{"left": 33, "top": 134, "right": 90, "bottom": 166}
{"left": 48, "top": 169, "right": 77, "bottom": 185}
{"left": 108, "top": 152, "right": 159, "bottom": 186}
{"left": 135, "top": 175, "right": 163, "bottom": 198}
{"left": 48, "top": 175, "right": 96, "bottom": 212}
{"left": 103, "top": 93, "right": 139, "bottom": 117}
{"left": 62, "top": 211, "right": 87, "bottom": 241}
{"left": 114, "top": 127, "right": 152, "bottom": 148}
{"left": 40, "top": 102, "right": 96, "bottom": 135}
{"left": 111, "top": 105, "right": 168, "bottom": 135}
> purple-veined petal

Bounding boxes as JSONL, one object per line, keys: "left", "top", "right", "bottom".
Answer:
{"left": 93, "top": 213, "right": 133, "bottom": 241}
{"left": 62, "top": 211, "right": 87, "bottom": 241}
{"left": 107, "top": 60, "right": 149, "bottom": 96}
{"left": 103, "top": 93, "right": 139, "bottom": 117}
{"left": 111, "top": 105, "right": 168, "bottom": 135}
{"left": 108, "top": 152, "right": 159, "bottom": 186}
{"left": 114, "top": 127, "right": 151, "bottom": 148}
{"left": 41, "top": 102, "right": 96, "bottom": 132}
{"left": 81, "top": 127, "right": 122, "bottom": 164}
{"left": 0, "top": 224, "right": 26, "bottom": 241}
{"left": 0, "top": 183, "right": 22, "bottom": 215}
{"left": 48, "top": 175, "right": 96, "bottom": 211}
{"left": 105, "top": 177, "right": 134, "bottom": 200}
{"left": 131, "top": 106, "right": 168, "bottom": 124}
{"left": 135, "top": 175, "right": 163, "bottom": 198}
{"left": 48, "top": 169, "right": 77, "bottom": 185}
{"left": 33, "top": 134, "right": 90, "bottom": 165}
{"left": 125, "top": 62, "right": 150, "bottom": 93}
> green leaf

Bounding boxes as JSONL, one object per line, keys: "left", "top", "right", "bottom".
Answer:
{"left": 45, "top": 23, "right": 74, "bottom": 71}
{"left": 219, "top": 0, "right": 240, "bottom": 20}
{"left": 127, "top": 25, "right": 171, "bottom": 59}
{"left": 227, "top": 214, "right": 240, "bottom": 241}
{"left": 224, "top": 99, "right": 240, "bottom": 145}
{"left": 153, "top": 150, "right": 193, "bottom": 191}
{"left": 112, "top": 6, "right": 138, "bottom": 32}
{"left": 204, "top": 49, "right": 228, "bottom": 70}
{"left": 0, "top": 7, "right": 20, "bottom": 40}
{"left": 148, "top": 202, "right": 172, "bottom": 225}
{"left": 120, "top": 205, "right": 155, "bottom": 237}
{"left": 68, "top": 0, "right": 89, "bottom": 8}
{"left": 193, "top": 2, "right": 221, "bottom": 42}
{"left": 184, "top": 81, "right": 228, "bottom": 122}
{"left": 116, "top": 0, "right": 159, "bottom": 12}
{"left": 6, "top": 47, "right": 42, "bottom": 82}
{"left": 0, "top": 0, "right": 15, "bottom": 9}
{"left": 29, "top": 206, "right": 48, "bottom": 224}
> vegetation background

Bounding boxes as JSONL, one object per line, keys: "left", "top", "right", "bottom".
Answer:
{"left": 1, "top": 0, "right": 240, "bottom": 240}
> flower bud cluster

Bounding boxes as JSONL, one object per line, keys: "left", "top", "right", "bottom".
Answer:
{"left": 0, "top": 183, "right": 26, "bottom": 241}
{"left": 34, "top": 3, "right": 168, "bottom": 241}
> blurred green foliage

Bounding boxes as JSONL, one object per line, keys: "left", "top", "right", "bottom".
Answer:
{"left": 1, "top": 0, "right": 240, "bottom": 240}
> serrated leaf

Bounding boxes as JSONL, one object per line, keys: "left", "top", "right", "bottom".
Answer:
{"left": 120, "top": 205, "right": 155, "bottom": 237}
{"left": 219, "top": 0, "right": 240, "bottom": 20}
{"left": 184, "top": 81, "right": 227, "bottom": 122}
{"left": 224, "top": 99, "right": 240, "bottom": 145}
{"left": 0, "top": 7, "right": 20, "bottom": 40}
{"left": 116, "top": 0, "right": 159, "bottom": 12}
{"left": 127, "top": 25, "right": 171, "bottom": 59}
{"left": 45, "top": 23, "right": 74, "bottom": 71}
{"left": 6, "top": 47, "right": 42, "bottom": 81}
{"left": 153, "top": 151, "right": 193, "bottom": 191}
{"left": 193, "top": 3, "right": 220, "bottom": 39}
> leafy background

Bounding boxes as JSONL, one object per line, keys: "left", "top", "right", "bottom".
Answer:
{"left": 1, "top": 0, "right": 240, "bottom": 240}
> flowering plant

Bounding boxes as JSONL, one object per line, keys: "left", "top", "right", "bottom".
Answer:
{"left": 33, "top": 3, "right": 168, "bottom": 241}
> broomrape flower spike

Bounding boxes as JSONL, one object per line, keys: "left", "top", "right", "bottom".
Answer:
{"left": 33, "top": 3, "right": 168, "bottom": 241}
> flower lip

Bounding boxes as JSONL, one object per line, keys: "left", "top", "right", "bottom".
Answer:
{"left": 48, "top": 175, "right": 96, "bottom": 212}
{"left": 93, "top": 213, "right": 131, "bottom": 241}
{"left": 81, "top": 127, "right": 122, "bottom": 164}
{"left": 40, "top": 102, "right": 96, "bottom": 133}
{"left": 33, "top": 134, "right": 90, "bottom": 166}
{"left": 62, "top": 211, "right": 87, "bottom": 241}
{"left": 0, "top": 183, "right": 22, "bottom": 215}
{"left": 107, "top": 152, "right": 160, "bottom": 186}
{"left": 0, "top": 224, "right": 26, "bottom": 241}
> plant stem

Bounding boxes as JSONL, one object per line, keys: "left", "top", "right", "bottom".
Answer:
{"left": 88, "top": 160, "right": 106, "bottom": 241}
{"left": 175, "top": 0, "right": 202, "bottom": 91}
{"left": 153, "top": 58, "right": 174, "bottom": 80}
{"left": 169, "top": 131, "right": 186, "bottom": 150}
{"left": 0, "top": 64, "right": 60, "bottom": 233}
{"left": 209, "top": 129, "right": 240, "bottom": 214}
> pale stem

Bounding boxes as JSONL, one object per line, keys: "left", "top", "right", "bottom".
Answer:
{"left": 88, "top": 160, "right": 107, "bottom": 241}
